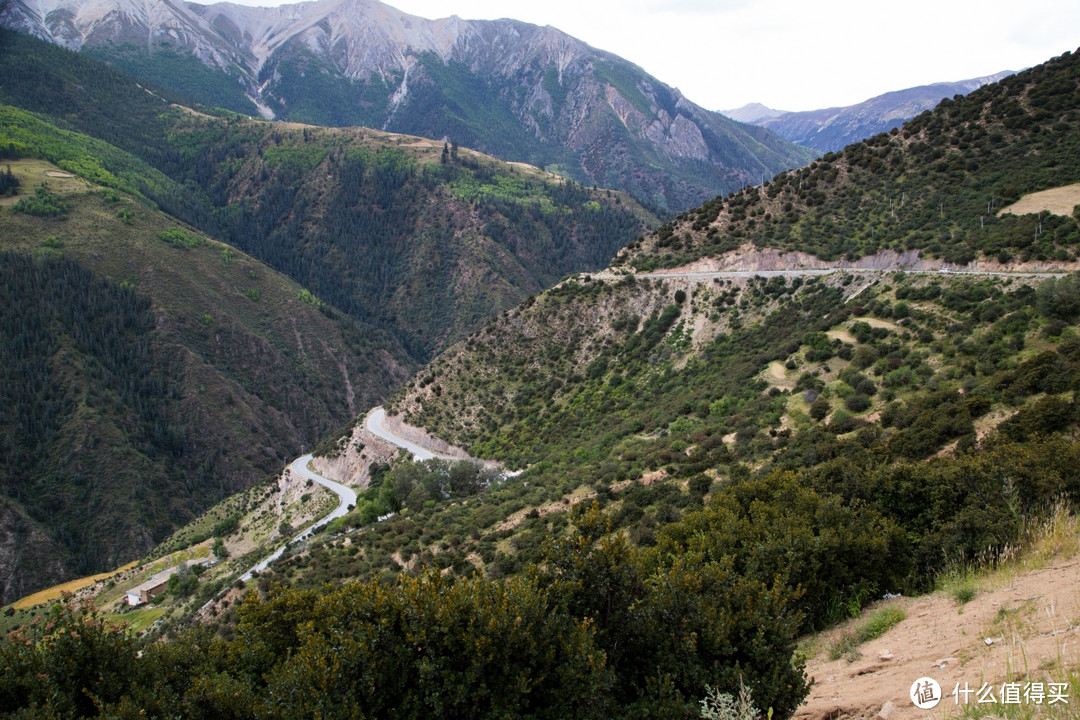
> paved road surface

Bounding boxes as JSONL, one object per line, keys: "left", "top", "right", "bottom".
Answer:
{"left": 364, "top": 406, "right": 459, "bottom": 461}
{"left": 594, "top": 267, "right": 1066, "bottom": 281}
{"left": 365, "top": 406, "right": 523, "bottom": 477}
{"left": 239, "top": 454, "right": 356, "bottom": 582}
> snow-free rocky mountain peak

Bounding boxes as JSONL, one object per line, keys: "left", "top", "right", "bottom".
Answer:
{"left": 0, "top": 0, "right": 816, "bottom": 210}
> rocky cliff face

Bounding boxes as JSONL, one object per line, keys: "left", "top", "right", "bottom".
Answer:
{"left": 2, "top": 0, "right": 816, "bottom": 210}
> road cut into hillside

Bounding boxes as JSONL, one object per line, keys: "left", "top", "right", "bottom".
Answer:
{"left": 364, "top": 406, "right": 522, "bottom": 476}
{"left": 238, "top": 454, "right": 356, "bottom": 581}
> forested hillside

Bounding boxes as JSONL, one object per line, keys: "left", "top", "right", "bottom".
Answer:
{"left": 0, "top": 154, "right": 413, "bottom": 602}
{"left": 0, "top": 0, "right": 818, "bottom": 212}
{"left": 0, "top": 28, "right": 658, "bottom": 360}
{"left": 162, "top": 117, "right": 653, "bottom": 359}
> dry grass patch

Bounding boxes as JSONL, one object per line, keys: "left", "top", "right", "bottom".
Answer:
{"left": 998, "top": 182, "right": 1080, "bottom": 218}
{"left": 13, "top": 560, "right": 140, "bottom": 610}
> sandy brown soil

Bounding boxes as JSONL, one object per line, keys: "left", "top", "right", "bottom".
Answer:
{"left": 796, "top": 557, "right": 1080, "bottom": 720}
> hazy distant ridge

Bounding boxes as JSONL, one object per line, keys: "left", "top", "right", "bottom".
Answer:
{"left": 724, "top": 72, "right": 1015, "bottom": 152}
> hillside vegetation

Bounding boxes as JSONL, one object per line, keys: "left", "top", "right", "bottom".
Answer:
{"left": 0, "top": 2, "right": 818, "bottom": 211}
{"left": 622, "top": 49, "right": 1080, "bottom": 270}
{"left": 4, "top": 42, "right": 1080, "bottom": 720}
{"left": 0, "top": 156, "right": 412, "bottom": 602}
{"left": 0, "top": 29, "right": 659, "bottom": 360}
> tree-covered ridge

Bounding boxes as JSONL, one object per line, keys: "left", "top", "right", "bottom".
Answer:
{"left": 0, "top": 160, "right": 414, "bottom": 603}
{"left": 159, "top": 116, "right": 656, "bottom": 359}
{"left": 0, "top": 29, "right": 660, "bottom": 361}
{"left": 621, "top": 48, "right": 1080, "bottom": 270}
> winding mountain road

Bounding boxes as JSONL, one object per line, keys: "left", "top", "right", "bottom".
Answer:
{"left": 594, "top": 267, "right": 1067, "bottom": 281}
{"left": 364, "top": 406, "right": 460, "bottom": 461}
{"left": 236, "top": 409, "right": 496, "bottom": 584}
{"left": 239, "top": 454, "right": 356, "bottom": 582}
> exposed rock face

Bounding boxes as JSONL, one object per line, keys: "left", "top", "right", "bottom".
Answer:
{"left": 3, "top": 0, "right": 815, "bottom": 210}
{"left": 638, "top": 243, "right": 1080, "bottom": 275}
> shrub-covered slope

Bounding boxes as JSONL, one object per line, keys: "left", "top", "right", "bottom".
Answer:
{"left": 362, "top": 54, "right": 1080, "bottom": 605}
{"left": 621, "top": 48, "right": 1080, "bottom": 270}
{"left": 4, "top": 45, "right": 1080, "bottom": 720}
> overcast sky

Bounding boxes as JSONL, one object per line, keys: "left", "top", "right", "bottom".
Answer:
{"left": 213, "top": 0, "right": 1080, "bottom": 112}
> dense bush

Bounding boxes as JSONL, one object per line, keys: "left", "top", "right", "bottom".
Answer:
{"left": 0, "top": 507, "right": 812, "bottom": 719}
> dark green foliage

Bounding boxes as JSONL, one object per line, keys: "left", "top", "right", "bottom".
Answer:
{"left": 167, "top": 564, "right": 198, "bottom": 597}
{"left": 212, "top": 516, "right": 240, "bottom": 538}
{"left": 1036, "top": 274, "right": 1080, "bottom": 320}
{"left": 657, "top": 473, "right": 909, "bottom": 630}
{"left": 0, "top": 252, "right": 186, "bottom": 589}
{"left": 806, "top": 438, "right": 1080, "bottom": 580}
{"left": 998, "top": 395, "right": 1076, "bottom": 441}
{"left": 0, "top": 600, "right": 135, "bottom": 718}
{"left": 0, "top": 531, "right": 809, "bottom": 720}
{"left": 539, "top": 504, "right": 808, "bottom": 718}
{"left": 255, "top": 572, "right": 612, "bottom": 719}
{"left": 157, "top": 227, "right": 204, "bottom": 249}
{"left": 212, "top": 537, "right": 228, "bottom": 559}
{"left": 84, "top": 44, "right": 259, "bottom": 117}
{"left": 0, "top": 164, "right": 18, "bottom": 195}
{"left": 0, "top": 173, "right": 415, "bottom": 601}
{"left": 11, "top": 184, "right": 68, "bottom": 218}
{"left": 883, "top": 391, "right": 981, "bottom": 459}
{"left": 341, "top": 459, "right": 497, "bottom": 529}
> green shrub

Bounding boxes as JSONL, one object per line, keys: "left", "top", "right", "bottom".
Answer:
{"left": 158, "top": 227, "right": 204, "bottom": 249}
{"left": 13, "top": 184, "right": 68, "bottom": 218}
{"left": 857, "top": 606, "right": 906, "bottom": 643}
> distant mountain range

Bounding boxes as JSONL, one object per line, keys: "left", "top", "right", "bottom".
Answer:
{"left": 0, "top": 0, "right": 816, "bottom": 210}
{"left": 723, "top": 72, "right": 1015, "bottom": 152}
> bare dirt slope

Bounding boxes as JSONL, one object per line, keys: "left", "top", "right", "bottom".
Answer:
{"left": 797, "top": 556, "right": 1080, "bottom": 720}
